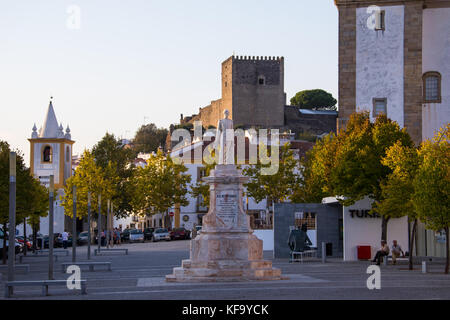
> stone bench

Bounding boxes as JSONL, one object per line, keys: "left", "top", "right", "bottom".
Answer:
{"left": 61, "top": 262, "right": 112, "bottom": 272}
{"left": 94, "top": 248, "right": 128, "bottom": 256}
{"left": 35, "top": 249, "right": 69, "bottom": 256}
{"left": 289, "top": 250, "right": 317, "bottom": 263}
{"left": 19, "top": 254, "right": 58, "bottom": 263}
{"left": 383, "top": 256, "right": 409, "bottom": 266}
{"left": 0, "top": 264, "right": 30, "bottom": 273}
{"left": 5, "top": 280, "right": 87, "bottom": 298}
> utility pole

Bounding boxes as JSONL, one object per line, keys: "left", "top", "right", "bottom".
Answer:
{"left": 8, "top": 152, "right": 16, "bottom": 284}
{"left": 72, "top": 185, "right": 77, "bottom": 263}
{"left": 87, "top": 192, "right": 91, "bottom": 260}
{"left": 48, "top": 175, "right": 54, "bottom": 280}
{"left": 97, "top": 194, "right": 101, "bottom": 252}
{"left": 106, "top": 199, "right": 110, "bottom": 249}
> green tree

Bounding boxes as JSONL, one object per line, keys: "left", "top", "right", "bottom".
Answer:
{"left": 133, "top": 123, "right": 168, "bottom": 154}
{"left": 131, "top": 149, "right": 191, "bottom": 226}
{"left": 292, "top": 133, "right": 338, "bottom": 203}
{"left": 92, "top": 133, "right": 136, "bottom": 218}
{"left": 62, "top": 150, "right": 117, "bottom": 221}
{"left": 243, "top": 143, "right": 299, "bottom": 211}
{"left": 412, "top": 124, "right": 450, "bottom": 274}
{"left": 190, "top": 163, "right": 216, "bottom": 209}
{"left": 298, "top": 112, "right": 413, "bottom": 241}
{"left": 0, "top": 141, "right": 48, "bottom": 263}
{"left": 378, "top": 141, "right": 420, "bottom": 270}
{"left": 290, "top": 89, "right": 337, "bottom": 110}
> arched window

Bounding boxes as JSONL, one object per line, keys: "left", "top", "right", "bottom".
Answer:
{"left": 42, "top": 145, "right": 52, "bottom": 163}
{"left": 423, "top": 71, "right": 442, "bottom": 103}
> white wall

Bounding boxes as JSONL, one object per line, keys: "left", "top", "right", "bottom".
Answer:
{"left": 343, "top": 198, "right": 409, "bottom": 261}
{"left": 253, "top": 229, "right": 274, "bottom": 251}
{"left": 33, "top": 142, "right": 61, "bottom": 185}
{"left": 422, "top": 8, "right": 450, "bottom": 141}
{"left": 356, "top": 5, "right": 404, "bottom": 127}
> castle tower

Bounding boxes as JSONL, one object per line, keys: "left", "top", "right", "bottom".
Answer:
{"left": 334, "top": 0, "right": 450, "bottom": 145}
{"left": 222, "top": 56, "right": 285, "bottom": 128}
{"left": 28, "top": 99, "right": 75, "bottom": 233}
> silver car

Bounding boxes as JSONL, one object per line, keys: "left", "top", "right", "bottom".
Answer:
{"left": 152, "top": 228, "right": 171, "bottom": 242}
{"left": 129, "top": 229, "right": 145, "bottom": 243}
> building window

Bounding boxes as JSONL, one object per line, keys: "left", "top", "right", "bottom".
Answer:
{"left": 295, "top": 212, "right": 316, "bottom": 230}
{"left": 423, "top": 72, "right": 442, "bottom": 103}
{"left": 258, "top": 76, "right": 265, "bottom": 85}
{"left": 66, "top": 146, "right": 70, "bottom": 162}
{"left": 373, "top": 98, "right": 387, "bottom": 117}
{"left": 42, "top": 145, "right": 52, "bottom": 163}
{"left": 375, "top": 10, "right": 385, "bottom": 31}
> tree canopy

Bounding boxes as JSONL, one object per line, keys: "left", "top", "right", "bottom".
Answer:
{"left": 412, "top": 124, "right": 450, "bottom": 273}
{"left": 92, "top": 133, "right": 136, "bottom": 217}
{"left": 63, "top": 150, "right": 118, "bottom": 219}
{"left": 290, "top": 89, "right": 337, "bottom": 110}
{"left": 297, "top": 112, "right": 414, "bottom": 240}
{"left": 243, "top": 143, "right": 299, "bottom": 205}
{"left": 131, "top": 149, "right": 191, "bottom": 216}
{"left": 133, "top": 123, "right": 168, "bottom": 154}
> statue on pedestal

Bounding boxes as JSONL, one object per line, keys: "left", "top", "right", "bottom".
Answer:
{"left": 165, "top": 110, "right": 283, "bottom": 282}
{"left": 215, "top": 109, "right": 234, "bottom": 165}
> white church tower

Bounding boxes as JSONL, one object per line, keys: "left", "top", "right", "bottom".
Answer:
{"left": 28, "top": 98, "right": 75, "bottom": 234}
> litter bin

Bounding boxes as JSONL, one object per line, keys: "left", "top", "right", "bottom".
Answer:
{"left": 326, "top": 243, "right": 333, "bottom": 256}
{"left": 357, "top": 245, "right": 372, "bottom": 260}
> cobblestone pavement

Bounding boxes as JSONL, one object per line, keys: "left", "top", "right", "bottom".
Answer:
{"left": 1, "top": 240, "right": 449, "bottom": 300}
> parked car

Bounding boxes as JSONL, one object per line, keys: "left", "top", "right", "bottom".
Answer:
{"left": 120, "top": 229, "right": 132, "bottom": 242}
{"left": 0, "top": 230, "right": 23, "bottom": 258}
{"left": 129, "top": 229, "right": 145, "bottom": 243}
{"left": 144, "top": 228, "right": 155, "bottom": 241}
{"left": 16, "top": 236, "right": 32, "bottom": 250}
{"left": 77, "top": 231, "right": 89, "bottom": 245}
{"left": 152, "top": 228, "right": 171, "bottom": 242}
{"left": 170, "top": 227, "right": 191, "bottom": 240}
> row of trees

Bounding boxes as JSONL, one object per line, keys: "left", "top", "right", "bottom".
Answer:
{"left": 62, "top": 135, "right": 191, "bottom": 229}
{"left": 0, "top": 141, "right": 49, "bottom": 264}
{"left": 298, "top": 113, "right": 449, "bottom": 273}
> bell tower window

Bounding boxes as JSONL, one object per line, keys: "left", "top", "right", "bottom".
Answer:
{"left": 42, "top": 145, "right": 52, "bottom": 163}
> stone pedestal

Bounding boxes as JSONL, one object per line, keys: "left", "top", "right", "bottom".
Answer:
{"left": 166, "top": 165, "right": 282, "bottom": 282}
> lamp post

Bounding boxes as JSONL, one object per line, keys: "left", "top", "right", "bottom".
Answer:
{"left": 48, "top": 175, "right": 54, "bottom": 280}
{"left": 97, "top": 194, "right": 101, "bottom": 252}
{"left": 87, "top": 192, "right": 91, "bottom": 260}
{"left": 72, "top": 185, "right": 77, "bottom": 263}
{"left": 8, "top": 152, "right": 16, "bottom": 283}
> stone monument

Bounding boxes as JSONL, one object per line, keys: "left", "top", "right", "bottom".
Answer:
{"left": 166, "top": 110, "right": 282, "bottom": 282}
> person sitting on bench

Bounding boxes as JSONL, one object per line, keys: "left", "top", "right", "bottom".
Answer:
{"left": 391, "top": 240, "right": 405, "bottom": 265}
{"left": 372, "top": 240, "right": 390, "bottom": 265}
{"left": 288, "top": 224, "right": 312, "bottom": 253}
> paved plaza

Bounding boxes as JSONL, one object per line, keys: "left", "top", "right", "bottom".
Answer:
{"left": 1, "top": 240, "right": 450, "bottom": 300}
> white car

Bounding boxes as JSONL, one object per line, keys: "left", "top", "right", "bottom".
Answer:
{"left": 152, "top": 228, "right": 171, "bottom": 242}
{"left": 129, "top": 229, "right": 145, "bottom": 243}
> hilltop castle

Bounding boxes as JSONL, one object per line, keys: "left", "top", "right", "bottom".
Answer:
{"left": 180, "top": 56, "right": 337, "bottom": 135}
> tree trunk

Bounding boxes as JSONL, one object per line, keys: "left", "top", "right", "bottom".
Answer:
{"left": 445, "top": 226, "right": 449, "bottom": 275}
{"left": 2, "top": 225, "right": 7, "bottom": 264}
{"left": 381, "top": 216, "right": 390, "bottom": 241}
{"left": 409, "top": 219, "right": 417, "bottom": 270}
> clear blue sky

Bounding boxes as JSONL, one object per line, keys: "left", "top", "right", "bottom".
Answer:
{"left": 0, "top": 0, "right": 338, "bottom": 165}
